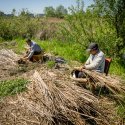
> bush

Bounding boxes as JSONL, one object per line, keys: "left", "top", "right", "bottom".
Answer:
{"left": 58, "top": 11, "right": 117, "bottom": 57}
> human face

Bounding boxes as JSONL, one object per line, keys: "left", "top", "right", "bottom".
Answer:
{"left": 90, "top": 50, "right": 97, "bottom": 55}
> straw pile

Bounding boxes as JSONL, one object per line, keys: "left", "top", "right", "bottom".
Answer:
{"left": 0, "top": 70, "right": 111, "bottom": 125}
{"left": 0, "top": 49, "right": 20, "bottom": 80}
{"left": 0, "top": 49, "right": 19, "bottom": 68}
{"left": 80, "top": 69, "right": 125, "bottom": 100}
{"left": 0, "top": 49, "right": 122, "bottom": 124}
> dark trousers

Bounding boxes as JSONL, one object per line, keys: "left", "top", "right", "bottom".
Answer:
{"left": 74, "top": 70, "right": 86, "bottom": 78}
{"left": 30, "top": 51, "right": 41, "bottom": 61}
{"left": 33, "top": 51, "right": 41, "bottom": 55}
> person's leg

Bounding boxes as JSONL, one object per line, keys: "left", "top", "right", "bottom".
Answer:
{"left": 29, "top": 56, "right": 33, "bottom": 62}
{"left": 33, "top": 51, "right": 41, "bottom": 55}
{"left": 29, "top": 52, "right": 41, "bottom": 62}
{"left": 78, "top": 71, "right": 86, "bottom": 78}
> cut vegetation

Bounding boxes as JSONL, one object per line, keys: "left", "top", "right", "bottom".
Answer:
{"left": 0, "top": 49, "right": 124, "bottom": 125}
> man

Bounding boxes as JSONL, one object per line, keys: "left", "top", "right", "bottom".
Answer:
{"left": 75, "top": 43, "right": 105, "bottom": 78}
{"left": 84, "top": 43, "right": 105, "bottom": 73}
{"left": 24, "top": 39, "right": 43, "bottom": 61}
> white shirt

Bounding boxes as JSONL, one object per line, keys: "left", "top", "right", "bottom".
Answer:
{"left": 85, "top": 50, "right": 105, "bottom": 73}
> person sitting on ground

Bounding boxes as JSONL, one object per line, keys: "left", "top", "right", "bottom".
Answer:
{"left": 75, "top": 43, "right": 105, "bottom": 78}
{"left": 23, "top": 39, "right": 43, "bottom": 61}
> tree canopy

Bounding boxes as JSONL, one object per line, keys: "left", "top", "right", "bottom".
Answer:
{"left": 44, "top": 5, "right": 68, "bottom": 18}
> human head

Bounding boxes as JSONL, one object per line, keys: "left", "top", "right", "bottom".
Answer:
{"left": 26, "top": 38, "right": 31, "bottom": 46}
{"left": 87, "top": 43, "right": 99, "bottom": 55}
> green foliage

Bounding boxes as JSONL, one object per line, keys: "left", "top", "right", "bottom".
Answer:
{"left": 68, "top": 0, "right": 84, "bottom": 14}
{"left": 44, "top": 5, "right": 67, "bottom": 18}
{"left": 47, "top": 61, "right": 55, "bottom": 68}
{"left": 59, "top": 12, "right": 116, "bottom": 56}
{"left": 11, "top": 9, "right": 16, "bottom": 16}
{"left": 57, "top": 0, "right": 125, "bottom": 58}
{"left": 92, "top": 0, "right": 125, "bottom": 56}
{"left": 0, "top": 79, "right": 28, "bottom": 98}
{"left": 19, "top": 8, "right": 33, "bottom": 17}
{"left": 55, "top": 5, "right": 68, "bottom": 18}
{"left": 44, "top": 6, "right": 56, "bottom": 17}
{"left": 14, "top": 38, "right": 25, "bottom": 54}
{"left": 117, "top": 102, "right": 125, "bottom": 119}
{"left": 110, "top": 60, "right": 125, "bottom": 77}
{"left": 0, "top": 15, "right": 43, "bottom": 40}
{"left": 0, "top": 11, "right": 5, "bottom": 16}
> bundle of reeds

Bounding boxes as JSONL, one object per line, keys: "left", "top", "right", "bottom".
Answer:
{"left": 0, "top": 50, "right": 120, "bottom": 125}
{"left": 73, "top": 69, "right": 125, "bottom": 100}
{"left": 0, "top": 49, "right": 19, "bottom": 68}
{"left": 4, "top": 71, "right": 109, "bottom": 125}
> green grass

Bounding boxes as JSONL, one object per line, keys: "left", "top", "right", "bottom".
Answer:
{"left": 110, "top": 60, "right": 125, "bottom": 77}
{"left": 47, "top": 61, "right": 56, "bottom": 68}
{"left": 0, "top": 79, "right": 28, "bottom": 98}
{"left": 14, "top": 38, "right": 26, "bottom": 54}
{"left": 37, "top": 39, "right": 87, "bottom": 63}
{"left": 117, "top": 105, "right": 125, "bottom": 119}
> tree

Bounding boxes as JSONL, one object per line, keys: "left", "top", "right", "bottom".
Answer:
{"left": 92, "top": 0, "right": 125, "bottom": 56}
{"left": 0, "top": 11, "right": 5, "bottom": 17}
{"left": 44, "top": 6, "right": 55, "bottom": 17}
{"left": 11, "top": 9, "right": 16, "bottom": 16}
{"left": 55, "top": 5, "right": 68, "bottom": 18}
{"left": 44, "top": 5, "right": 67, "bottom": 18}
{"left": 68, "top": 0, "right": 84, "bottom": 14}
{"left": 19, "top": 8, "right": 31, "bottom": 17}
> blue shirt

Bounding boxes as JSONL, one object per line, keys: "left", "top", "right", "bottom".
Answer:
{"left": 28, "top": 41, "right": 42, "bottom": 59}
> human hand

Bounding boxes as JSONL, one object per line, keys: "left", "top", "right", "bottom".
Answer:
{"left": 74, "top": 67, "right": 81, "bottom": 70}
{"left": 23, "top": 57, "right": 29, "bottom": 61}
{"left": 81, "top": 66, "right": 86, "bottom": 71}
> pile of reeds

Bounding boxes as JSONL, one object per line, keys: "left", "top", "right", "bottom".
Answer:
{"left": 0, "top": 49, "right": 20, "bottom": 80}
{"left": 0, "top": 70, "right": 113, "bottom": 125}
{"left": 0, "top": 50, "right": 121, "bottom": 125}
{"left": 0, "top": 49, "right": 19, "bottom": 69}
{"left": 76, "top": 69, "right": 125, "bottom": 100}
